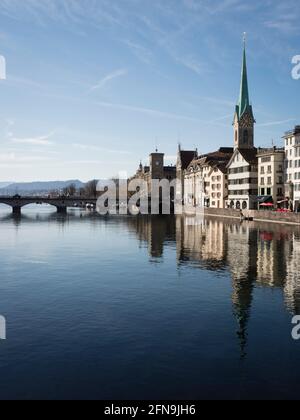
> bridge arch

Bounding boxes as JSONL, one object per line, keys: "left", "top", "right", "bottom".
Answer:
{"left": 0, "top": 196, "right": 97, "bottom": 215}
{"left": 0, "top": 199, "right": 67, "bottom": 214}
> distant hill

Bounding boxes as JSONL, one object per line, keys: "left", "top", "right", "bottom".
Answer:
{"left": 0, "top": 180, "right": 85, "bottom": 196}
{"left": 0, "top": 182, "right": 12, "bottom": 189}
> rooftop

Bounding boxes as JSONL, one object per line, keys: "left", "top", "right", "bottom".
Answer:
{"left": 187, "top": 148, "right": 234, "bottom": 171}
{"left": 178, "top": 150, "right": 197, "bottom": 170}
{"left": 238, "top": 148, "right": 258, "bottom": 164}
{"left": 257, "top": 146, "right": 285, "bottom": 156}
{"left": 283, "top": 125, "right": 300, "bottom": 138}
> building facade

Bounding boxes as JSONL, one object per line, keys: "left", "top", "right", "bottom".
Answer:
{"left": 184, "top": 148, "right": 233, "bottom": 209}
{"left": 227, "top": 149, "right": 258, "bottom": 210}
{"left": 176, "top": 146, "right": 196, "bottom": 204}
{"left": 283, "top": 126, "right": 300, "bottom": 211}
{"left": 257, "top": 147, "right": 285, "bottom": 207}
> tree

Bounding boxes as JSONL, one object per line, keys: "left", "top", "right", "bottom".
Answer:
{"left": 62, "top": 183, "right": 77, "bottom": 197}
{"left": 84, "top": 180, "right": 98, "bottom": 198}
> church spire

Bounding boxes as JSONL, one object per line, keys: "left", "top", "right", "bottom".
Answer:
{"left": 233, "top": 34, "right": 255, "bottom": 150}
{"left": 238, "top": 33, "right": 250, "bottom": 119}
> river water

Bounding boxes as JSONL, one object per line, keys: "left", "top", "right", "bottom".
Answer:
{"left": 0, "top": 205, "right": 300, "bottom": 400}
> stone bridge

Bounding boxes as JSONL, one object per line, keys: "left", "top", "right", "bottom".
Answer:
{"left": 0, "top": 196, "right": 98, "bottom": 214}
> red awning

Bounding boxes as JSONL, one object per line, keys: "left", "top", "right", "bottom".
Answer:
{"left": 260, "top": 202, "right": 274, "bottom": 207}
{"left": 260, "top": 232, "right": 273, "bottom": 241}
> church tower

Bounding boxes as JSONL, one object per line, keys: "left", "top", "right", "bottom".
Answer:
{"left": 234, "top": 36, "right": 256, "bottom": 150}
{"left": 150, "top": 151, "right": 164, "bottom": 179}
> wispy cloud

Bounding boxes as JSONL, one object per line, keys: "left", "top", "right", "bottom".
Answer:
{"left": 0, "top": 152, "right": 54, "bottom": 163}
{"left": 257, "top": 118, "right": 296, "bottom": 127}
{"left": 175, "top": 54, "right": 209, "bottom": 75}
{"left": 10, "top": 132, "right": 55, "bottom": 146}
{"left": 204, "top": 97, "right": 236, "bottom": 108}
{"left": 123, "top": 40, "right": 153, "bottom": 64}
{"left": 96, "top": 100, "right": 201, "bottom": 122}
{"left": 95, "top": 100, "right": 239, "bottom": 128}
{"left": 90, "top": 68, "right": 128, "bottom": 91}
{"left": 72, "top": 143, "right": 132, "bottom": 155}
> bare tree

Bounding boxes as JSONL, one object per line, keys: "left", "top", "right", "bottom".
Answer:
{"left": 63, "top": 183, "right": 77, "bottom": 197}
{"left": 84, "top": 180, "right": 98, "bottom": 198}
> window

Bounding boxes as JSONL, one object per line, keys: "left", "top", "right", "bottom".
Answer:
{"left": 278, "top": 188, "right": 283, "bottom": 196}
{"left": 243, "top": 130, "right": 249, "bottom": 145}
{"left": 268, "top": 177, "right": 272, "bottom": 185}
{"left": 261, "top": 167, "right": 265, "bottom": 174}
{"left": 261, "top": 178, "right": 265, "bottom": 185}
{"left": 267, "top": 188, "right": 272, "bottom": 196}
{"left": 261, "top": 188, "right": 265, "bottom": 196}
{"left": 268, "top": 166, "right": 272, "bottom": 174}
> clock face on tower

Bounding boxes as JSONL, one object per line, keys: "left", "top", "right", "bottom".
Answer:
{"left": 156, "top": 161, "right": 160, "bottom": 166}
{"left": 239, "top": 112, "right": 254, "bottom": 128}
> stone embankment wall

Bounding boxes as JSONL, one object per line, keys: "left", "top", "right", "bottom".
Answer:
{"left": 201, "top": 207, "right": 300, "bottom": 225}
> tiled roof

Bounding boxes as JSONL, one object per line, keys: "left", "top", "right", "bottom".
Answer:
{"left": 179, "top": 151, "right": 196, "bottom": 170}
{"left": 187, "top": 148, "right": 234, "bottom": 171}
{"left": 238, "top": 148, "right": 258, "bottom": 164}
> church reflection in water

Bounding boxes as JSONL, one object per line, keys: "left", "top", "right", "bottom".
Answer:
{"left": 128, "top": 215, "right": 300, "bottom": 357}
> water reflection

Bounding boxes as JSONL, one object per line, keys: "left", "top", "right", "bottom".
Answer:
{"left": 127, "top": 216, "right": 176, "bottom": 260}
{"left": 2, "top": 208, "right": 300, "bottom": 361}
{"left": 129, "top": 215, "right": 300, "bottom": 357}
{"left": 3, "top": 210, "right": 300, "bottom": 318}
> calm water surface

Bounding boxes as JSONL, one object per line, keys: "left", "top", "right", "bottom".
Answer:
{"left": 0, "top": 205, "right": 300, "bottom": 400}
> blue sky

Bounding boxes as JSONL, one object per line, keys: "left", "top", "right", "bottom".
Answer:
{"left": 0, "top": 0, "right": 299, "bottom": 182}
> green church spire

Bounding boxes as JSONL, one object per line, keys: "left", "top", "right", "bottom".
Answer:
{"left": 236, "top": 34, "right": 254, "bottom": 120}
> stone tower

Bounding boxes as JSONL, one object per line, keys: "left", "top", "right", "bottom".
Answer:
{"left": 150, "top": 152, "right": 164, "bottom": 180}
{"left": 234, "top": 36, "right": 256, "bottom": 150}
